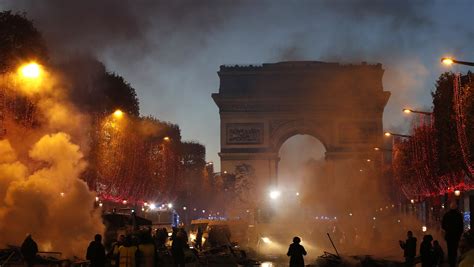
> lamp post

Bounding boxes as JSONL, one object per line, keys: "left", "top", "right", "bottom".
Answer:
{"left": 384, "top": 132, "right": 412, "bottom": 138}
{"left": 374, "top": 147, "right": 393, "bottom": 152}
{"left": 269, "top": 190, "right": 281, "bottom": 200}
{"left": 113, "top": 109, "right": 124, "bottom": 119}
{"left": 441, "top": 57, "right": 474, "bottom": 67}
{"left": 1, "top": 62, "right": 44, "bottom": 137}
{"left": 402, "top": 108, "right": 432, "bottom": 116}
{"left": 18, "top": 62, "right": 42, "bottom": 78}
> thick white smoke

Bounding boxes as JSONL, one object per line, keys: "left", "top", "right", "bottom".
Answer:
{"left": 272, "top": 135, "right": 443, "bottom": 261}
{"left": 0, "top": 133, "right": 104, "bottom": 257}
{"left": 0, "top": 68, "right": 104, "bottom": 258}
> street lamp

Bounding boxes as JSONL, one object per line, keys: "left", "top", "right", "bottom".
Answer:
{"left": 384, "top": 132, "right": 412, "bottom": 138}
{"left": 441, "top": 57, "right": 474, "bottom": 67}
{"left": 374, "top": 147, "right": 393, "bottom": 152}
{"left": 269, "top": 190, "right": 281, "bottom": 200}
{"left": 163, "top": 136, "right": 171, "bottom": 142}
{"left": 113, "top": 109, "right": 124, "bottom": 119}
{"left": 18, "top": 62, "right": 42, "bottom": 79}
{"left": 402, "top": 108, "right": 432, "bottom": 116}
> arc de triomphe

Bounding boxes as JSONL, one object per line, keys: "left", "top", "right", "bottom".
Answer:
{"left": 212, "top": 61, "right": 390, "bottom": 196}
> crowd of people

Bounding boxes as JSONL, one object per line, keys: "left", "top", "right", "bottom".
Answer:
{"left": 18, "top": 201, "right": 474, "bottom": 267}
{"left": 87, "top": 227, "right": 192, "bottom": 267}
{"left": 400, "top": 201, "right": 473, "bottom": 267}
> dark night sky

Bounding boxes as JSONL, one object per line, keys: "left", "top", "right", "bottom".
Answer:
{"left": 2, "top": 0, "right": 474, "bottom": 169}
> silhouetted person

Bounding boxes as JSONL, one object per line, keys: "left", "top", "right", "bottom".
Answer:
{"left": 118, "top": 235, "right": 139, "bottom": 267}
{"left": 138, "top": 232, "right": 157, "bottom": 267}
{"left": 399, "top": 231, "right": 417, "bottom": 266}
{"left": 108, "top": 235, "right": 125, "bottom": 267}
{"left": 171, "top": 227, "right": 178, "bottom": 241}
{"left": 87, "top": 234, "right": 106, "bottom": 267}
{"left": 20, "top": 234, "right": 38, "bottom": 267}
{"left": 287, "top": 236, "right": 307, "bottom": 267}
{"left": 420, "top": 234, "right": 434, "bottom": 267}
{"left": 433, "top": 240, "right": 444, "bottom": 267}
{"left": 442, "top": 202, "right": 464, "bottom": 267}
{"left": 195, "top": 227, "right": 203, "bottom": 251}
{"left": 459, "top": 229, "right": 474, "bottom": 267}
{"left": 179, "top": 228, "right": 189, "bottom": 243}
{"left": 171, "top": 230, "right": 187, "bottom": 267}
{"left": 155, "top": 228, "right": 168, "bottom": 249}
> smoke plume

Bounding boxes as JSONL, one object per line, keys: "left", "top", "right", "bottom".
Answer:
{"left": 0, "top": 66, "right": 103, "bottom": 257}
{"left": 0, "top": 134, "right": 104, "bottom": 257}
{"left": 273, "top": 135, "right": 443, "bottom": 260}
{"left": 3, "top": 0, "right": 470, "bottom": 167}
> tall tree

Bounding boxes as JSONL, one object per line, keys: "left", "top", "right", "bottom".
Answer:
{"left": 56, "top": 56, "right": 140, "bottom": 116}
{"left": 0, "top": 11, "right": 48, "bottom": 73}
{"left": 432, "top": 72, "right": 466, "bottom": 176}
{"left": 180, "top": 142, "right": 209, "bottom": 206}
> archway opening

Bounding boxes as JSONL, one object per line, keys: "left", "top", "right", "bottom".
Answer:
{"left": 278, "top": 134, "right": 326, "bottom": 192}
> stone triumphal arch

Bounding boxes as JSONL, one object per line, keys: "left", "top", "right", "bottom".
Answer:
{"left": 212, "top": 61, "right": 390, "bottom": 195}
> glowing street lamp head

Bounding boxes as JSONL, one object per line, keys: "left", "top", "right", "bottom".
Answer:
{"left": 384, "top": 132, "right": 392, "bottom": 137}
{"left": 374, "top": 147, "right": 380, "bottom": 151}
{"left": 167, "top": 203, "right": 173, "bottom": 209}
{"left": 269, "top": 190, "right": 281, "bottom": 200}
{"left": 403, "top": 108, "right": 412, "bottom": 114}
{"left": 261, "top": 237, "right": 271, "bottom": 244}
{"left": 113, "top": 109, "right": 124, "bottom": 119}
{"left": 454, "top": 190, "right": 461, "bottom": 197}
{"left": 163, "top": 136, "right": 171, "bottom": 141}
{"left": 19, "top": 62, "right": 41, "bottom": 78}
{"left": 441, "top": 57, "right": 454, "bottom": 65}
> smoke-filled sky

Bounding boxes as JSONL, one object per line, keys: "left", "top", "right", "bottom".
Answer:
{"left": 1, "top": 0, "right": 474, "bottom": 169}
